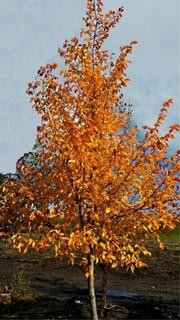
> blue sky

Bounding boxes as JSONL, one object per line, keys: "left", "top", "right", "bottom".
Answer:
{"left": 0, "top": 0, "right": 179, "bottom": 173}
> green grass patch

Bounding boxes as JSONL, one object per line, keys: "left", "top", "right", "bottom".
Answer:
{"left": 160, "top": 226, "right": 180, "bottom": 242}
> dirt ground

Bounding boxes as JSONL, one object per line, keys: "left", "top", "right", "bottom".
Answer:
{"left": 0, "top": 242, "right": 179, "bottom": 319}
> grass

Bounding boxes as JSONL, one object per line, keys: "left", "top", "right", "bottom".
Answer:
{"left": 160, "top": 226, "right": 180, "bottom": 242}
{"left": 11, "top": 265, "right": 32, "bottom": 298}
{"left": 157, "top": 226, "right": 180, "bottom": 253}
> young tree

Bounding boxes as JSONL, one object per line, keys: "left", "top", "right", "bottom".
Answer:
{"left": 5, "top": 0, "right": 179, "bottom": 318}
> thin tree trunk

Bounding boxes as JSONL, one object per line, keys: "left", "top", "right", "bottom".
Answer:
{"left": 88, "top": 254, "right": 98, "bottom": 320}
{"left": 101, "top": 264, "right": 108, "bottom": 308}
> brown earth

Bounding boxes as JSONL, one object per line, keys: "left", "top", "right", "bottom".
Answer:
{"left": 0, "top": 242, "right": 179, "bottom": 319}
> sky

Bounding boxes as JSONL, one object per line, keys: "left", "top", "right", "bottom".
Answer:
{"left": 0, "top": 0, "right": 179, "bottom": 173}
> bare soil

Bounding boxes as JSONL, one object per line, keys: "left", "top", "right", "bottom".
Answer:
{"left": 0, "top": 242, "right": 179, "bottom": 319}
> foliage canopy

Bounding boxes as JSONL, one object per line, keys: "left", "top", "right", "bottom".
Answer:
{"left": 1, "top": 0, "right": 179, "bottom": 281}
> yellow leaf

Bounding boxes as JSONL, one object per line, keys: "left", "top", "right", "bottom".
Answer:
{"left": 99, "top": 242, "right": 106, "bottom": 249}
{"left": 68, "top": 159, "right": 75, "bottom": 164}
{"left": 142, "top": 248, "right": 151, "bottom": 256}
{"left": 105, "top": 207, "right": 111, "bottom": 214}
{"left": 112, "top": 262, "right": 117, "bottom": 268}
{"left": 94, "top": 257, "right": 99, "bottom": 263}
{"left": 49, "top": 208, "right": 56, "bottom": 217}
{"left": 28, "top": 239, "right": 36, "bottom": 248}
{"left": 85, "top": 272, "right": 90, "bottom": 278}
{"left": 102, "top": 230, "right": 106, "bottom": 237}
{"left": 159, "top": 241, "right": 165, "bottom": 250}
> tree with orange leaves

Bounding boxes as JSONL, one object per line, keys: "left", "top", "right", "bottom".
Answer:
{"left": 2, "top": 1, "right": 179, "bottom": 319}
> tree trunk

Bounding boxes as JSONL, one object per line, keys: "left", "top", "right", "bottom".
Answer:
{"left": 88, "top": 254, "right": 98, "bottom": 320}
{"left": 101, "top": 264, "right": 108, "bottom": 309}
